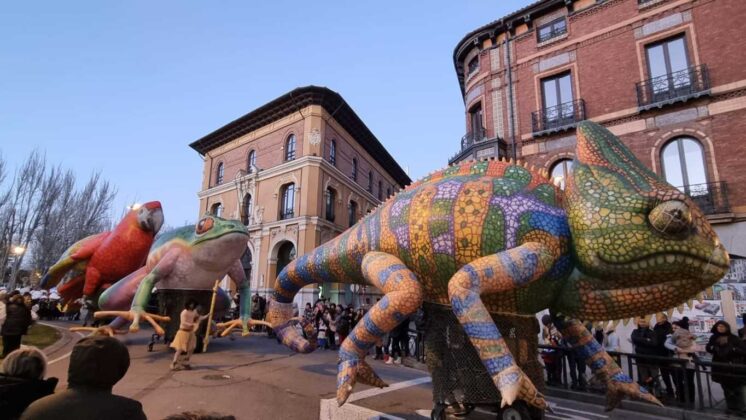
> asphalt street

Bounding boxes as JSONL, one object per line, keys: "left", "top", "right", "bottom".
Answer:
{"left": 37, "top": 321, "right": 718, "bottom": 420}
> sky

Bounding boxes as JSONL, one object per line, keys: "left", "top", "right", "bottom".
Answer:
{"left": 0, "top": 1, "right": 528, "bottom": 227}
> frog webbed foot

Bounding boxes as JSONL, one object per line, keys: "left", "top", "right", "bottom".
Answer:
{"left": 95, "top": 310, "right": 170, "bottom": 335}
{"left": 69, "top": 325, "right": 128, "bottom": 337}
{"left": 217, "top": 319, "right": 271, "bottom": 337}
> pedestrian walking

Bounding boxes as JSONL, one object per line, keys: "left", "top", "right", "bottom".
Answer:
{"left": 706, "top": 320, "right": 746, "bottom": 416}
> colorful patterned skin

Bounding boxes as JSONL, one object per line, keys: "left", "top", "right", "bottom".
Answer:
{"left": 41, "top": 201, "right": 164, "bottom": 304}
{"left": 92, "top": 216, "right": 264, "bottom": 336}
{"left": 264, "top": 121, "right": 729, "bottom": 411}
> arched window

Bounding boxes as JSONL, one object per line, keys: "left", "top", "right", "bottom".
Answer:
{"left": 325, "top": 187, "right": 336, "bottom": 222}
{"left": 280, "top": 183, "right": 295, "bottom": 220}
{"left": 351, "top": 158, "right": 358, "bottom": 181}
{"left": 367, "top": 171, "right": 373, "bottom": 192}
{"left": 348, "top": 200, "right": 358, "bottom": 227}
{"left": 661, "top": 137, "right": 708, "bottom": 192}
{"left": 329, "top": 140, "right": 336, "bottom": 165}
{"left": 378, "top": 181, "right": 383, "bottom": 201}
{"left": 276, "top": 241, "right": 296, "bottom": 276}
{"left": 285, "top": 135, "right": 296, "bottom": 161}
{"left": 210, "top": 203, "right": 223, "bottom": 218}
{"left": 247, "top": 150, "right": 256, "bottom": 173}
{"left": 242, "top": 194, "right": 252, "bottom": 225}
{"left": 215, "top": 162, "right": 224, "bottom": 185}
{"left": 550, "top": 159, "right": 574, "bottom": 190}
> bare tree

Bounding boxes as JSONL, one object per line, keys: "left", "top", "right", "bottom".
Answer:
{"left": 31, "top": 171, "right": 116, "bottom": 275}
{"left": 0, "top": 150, "right": 117, "bottom": 287}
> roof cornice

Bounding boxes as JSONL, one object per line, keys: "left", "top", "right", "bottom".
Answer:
{"left": 452, "top": 0, "right": 569, "bottom": 96}
{"left": 189, "top": 85, "right": 411, "bottom": 187}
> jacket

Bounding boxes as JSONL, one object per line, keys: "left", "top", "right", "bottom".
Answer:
{"left": 705, "top": 321, "right": 746, "bottom": 385}
{"left": 652, "top": 321, "right": 673, "bottom": 357}
{"left": 20, "top": 336, "right": 146, "bottom": 420}
{"left": 631, "top": 327, "right": 658, "bottom": 356}
{"left": 0, "top": 374, "right": 57, "bottom": 420}
{"left": 1, "top": 299, "right": 31, "bottom": 336}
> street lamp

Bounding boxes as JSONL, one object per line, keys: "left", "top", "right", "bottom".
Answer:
{"left": 8, "top": 245, "right": 26, "bottom": 291}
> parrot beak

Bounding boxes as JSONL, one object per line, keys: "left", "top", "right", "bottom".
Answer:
{"left": 148, "top": 207, "right": 164, "bottom": 233}
{"left": 138, "top": 206, "right": 164, "bottom": 234}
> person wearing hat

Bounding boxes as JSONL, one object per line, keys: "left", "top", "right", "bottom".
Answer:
{"left": 20, "top": 336, "right": 146, "bottom": 420}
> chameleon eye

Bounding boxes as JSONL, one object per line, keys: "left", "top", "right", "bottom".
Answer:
{"left": 649, "top": 200, "right": 691, "bottom": 235}
{"left": 196, "top": 217, "right": 214, "bottom": 235}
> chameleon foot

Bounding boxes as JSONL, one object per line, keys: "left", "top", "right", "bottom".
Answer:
{"left": 496, "top": 365, "right": 547, "bottom": 410}
{"left": 69, "top": 326, "right": 128, "bottom": 337}
{"left": 95, "top": 310, "right": 170, "bottom": 335}
{"left": 336, "top": 358, "right": 388, "bottom": 406}
{"left": 273, "top": 319, "right": 316, "bottom": 353}
{"left": 605, "top": 373, "right": 662, "bottom": 411}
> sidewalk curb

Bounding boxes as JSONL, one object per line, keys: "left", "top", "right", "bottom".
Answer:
{"left": 545, "top": 388, "right": 733, "bottom": 420}
{"left": 37, "top": 322, "right": 78, "bottom": 357}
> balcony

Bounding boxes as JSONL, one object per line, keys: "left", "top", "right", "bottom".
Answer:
{"left": 449, "top": 127, "right": 508, "bottom": 164}
{"left": 531, "top": 99, "right": 586, "bottom": 135}
{"left": 636, "top": 64, "right": 710, "bottom": 110}
{"left": 460, "top": 126, "right": 487, "bottom": 150}
{"left": 680, "top": 181, "right": 730, "bottom": 215}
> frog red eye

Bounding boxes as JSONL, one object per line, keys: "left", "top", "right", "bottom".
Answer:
{"left": 196, "top": 217, "right": 214, "bottom": 235}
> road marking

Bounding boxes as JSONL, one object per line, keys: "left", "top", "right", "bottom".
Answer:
{"left": 40, "top": 322, "right": 86, "bottom": 365}
{"left": 320, "top": 376, "right": 431, "bottom": 420}
{"left": 347, "top": 376, "right": 432, "bottom": 403}
{"left": 553, "top": 405, "right": 608, "bottom": 418}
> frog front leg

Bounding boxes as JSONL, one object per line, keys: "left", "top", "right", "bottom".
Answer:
{"left": 550, "top": 314, "right": 662, "bottom": 410}
{"left": 95, "top": 249, "right": 179, "bottom": 335}
{"left": 448, "top": 242, "right": 559, "bottom": 410}
{"left": 218, "top": 259, "right": 270, "bottom": 336}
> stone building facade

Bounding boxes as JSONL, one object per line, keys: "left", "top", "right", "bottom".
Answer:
{"left": 450, "top": 0, "right": 746, "bottom": 259}
{"left": 190, "top": 86, "right": 410, "bottom": 307}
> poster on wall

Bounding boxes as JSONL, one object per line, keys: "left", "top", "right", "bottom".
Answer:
{"left": 685, "top": 258, "right": 746, "bottom": 341}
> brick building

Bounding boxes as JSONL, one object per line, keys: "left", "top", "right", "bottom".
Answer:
{"left": 450, "top": 0, "right": 746, "bottom": 263}
{"left": 190, "top": 86, "right": 410, "bottom": 307}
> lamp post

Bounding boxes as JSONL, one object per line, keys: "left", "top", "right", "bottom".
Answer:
{"left": 8, "top": 245, "right": 26, "bottom": 291}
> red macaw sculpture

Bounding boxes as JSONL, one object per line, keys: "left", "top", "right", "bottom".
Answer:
{"left": 41, "top": 201, "right": 164, "bottom": 304}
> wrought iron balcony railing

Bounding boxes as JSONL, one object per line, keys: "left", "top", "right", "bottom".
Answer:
{"left": 460, "top": 126, "right": 487, "bottom": 150}
{"left": 679, "top": 181, "right": 730, "bottom": 215}
{"left": 537, "top": 19, "right": 567, "bottom": 43}
{"left": 636, "top": 64, "right": 710, "bottom": 109}
{"left": 531, "top": 99, "right": 586, "bottom": 134}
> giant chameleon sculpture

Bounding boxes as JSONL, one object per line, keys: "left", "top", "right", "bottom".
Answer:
{"left": 41, "top": 201, "right": 164, "bottom": 304}
{"left": 253, "top": 121, "right": 729, "bottom": 411}
{"left": 88, "top": 216, "right": 266, "bottom": 336}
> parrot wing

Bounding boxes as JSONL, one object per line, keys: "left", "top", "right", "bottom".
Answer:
{"left": 41, "top": 232, "right": 110, "bottom": 289}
